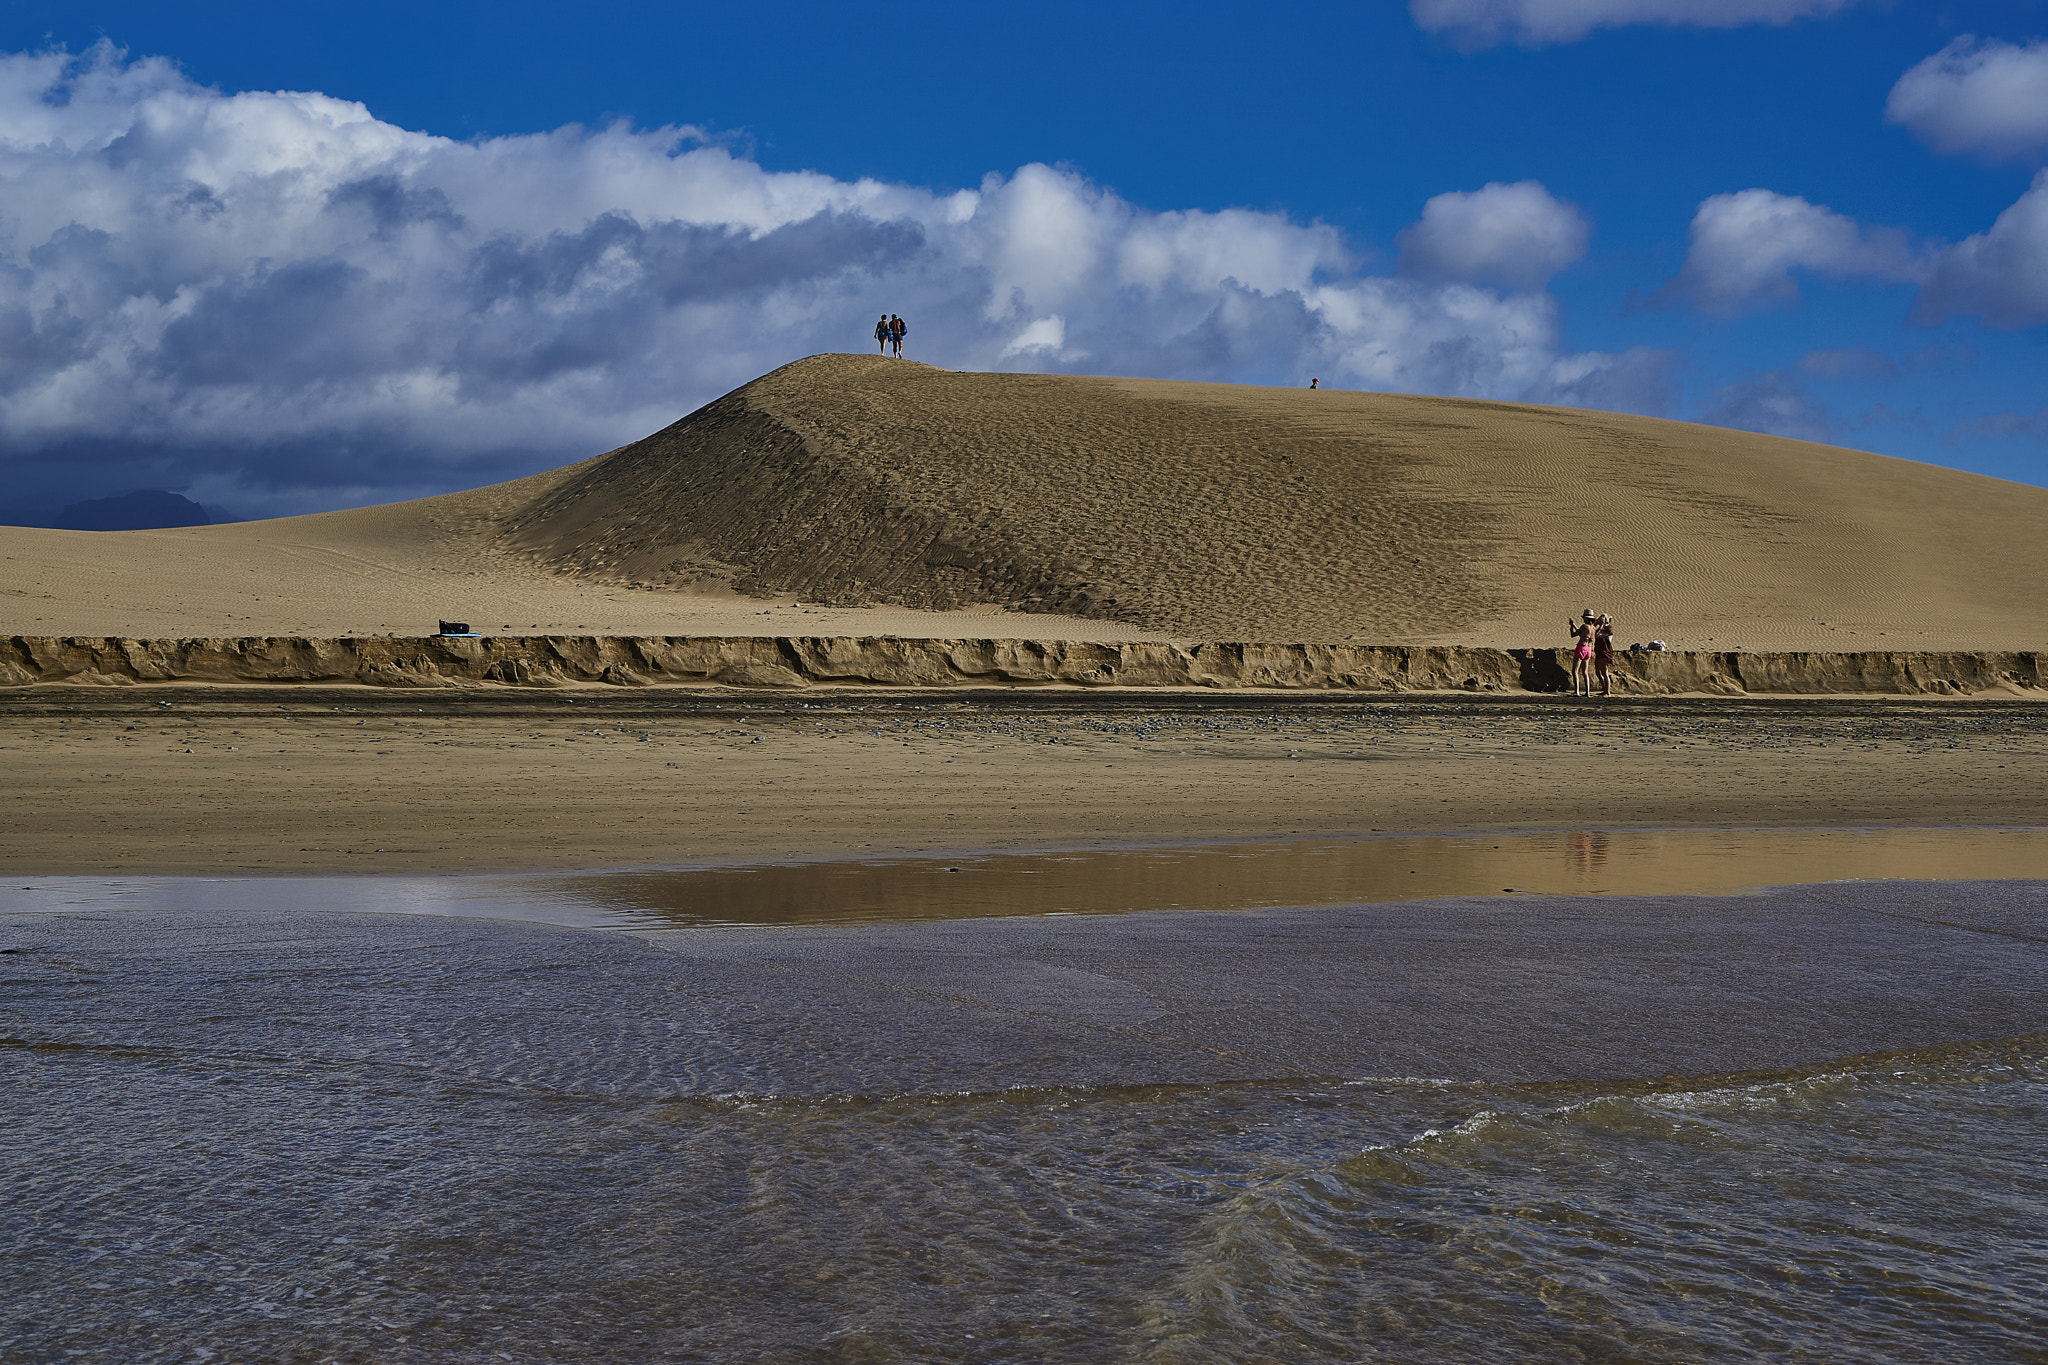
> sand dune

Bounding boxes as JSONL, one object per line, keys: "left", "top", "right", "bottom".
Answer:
{"left": 5, "top": 353, "right": 2044, "bottom": 649}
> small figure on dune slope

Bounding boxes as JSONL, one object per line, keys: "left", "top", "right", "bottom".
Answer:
{"left": 875, "top": 314, "right": 891, "bottom": 354}
{"left": 1309, "top": 377, "right": 1319, "bottom": 389}
{"left": 890, "top": 313, "right": 906, "bottom": 357}
{"left": 1568, "top": 609, "right": 1598, "bottom": 697}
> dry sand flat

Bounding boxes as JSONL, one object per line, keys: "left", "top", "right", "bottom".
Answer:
{"left": 4, "top": 353, "right": 2044, "bottom": 650}
{"left": 0, "top": 517, "right": 1153, "bottom": 644}
{"left": 4, "top": 689, "right": 2043, "bottom": 876}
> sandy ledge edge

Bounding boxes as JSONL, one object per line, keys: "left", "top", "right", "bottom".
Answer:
{"left": 5, "top": 634, "right": 2046, "bottom": 697}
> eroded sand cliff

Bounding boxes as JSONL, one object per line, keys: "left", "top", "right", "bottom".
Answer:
{"left": 5, "top": 634, "right": 2041, "bottom": 697}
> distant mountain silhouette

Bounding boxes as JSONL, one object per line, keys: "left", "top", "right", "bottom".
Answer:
{"left": 51, "top": 490, "right": 213, "bottom": 532}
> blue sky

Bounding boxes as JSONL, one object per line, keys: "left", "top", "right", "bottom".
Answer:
{"left": 1, "top": 0, "right": 2045, "bottom": 520}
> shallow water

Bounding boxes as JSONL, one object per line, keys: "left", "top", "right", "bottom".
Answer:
{"left": 6, "top": 880, "right": 2048, "bottom": 1363}
{"left": 11, "top": 1036, "right": 2048, "bottom": 1363}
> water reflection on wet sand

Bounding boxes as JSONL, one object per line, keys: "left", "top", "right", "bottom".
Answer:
{"left": 545, "top": 825, "right": 2048, "bottom": 929}
{"left": 12, "top": 824, "right": 2048, "bottom": 932}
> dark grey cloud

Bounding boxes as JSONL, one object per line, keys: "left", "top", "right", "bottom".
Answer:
{"left": 1948, "top": 407, "right": 2048, "bottom": 445}
{"left": 1701, "top": 370, "right": 1832, "bottom": 443}
{"left": 155, "top": 259, "right": 395, "bottom": 386}
{"left": 328, "top": 175, "right": 466, "bottom": 235}
{"left": 453, "top": 212, "right": 926, "bottom": 390}
{"left": 1797, "top": 342, "right": 1976, "bottom": 380}
{"left": 1532, "top": 346, "right": 1678, "bottom": 415}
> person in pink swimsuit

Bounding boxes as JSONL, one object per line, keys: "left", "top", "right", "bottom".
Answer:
{"left": 1567, "top": 610, "right": 1597, "bottom": 696}
{"left": 1594, "top": 613, "right": 1616, "bottom": 697}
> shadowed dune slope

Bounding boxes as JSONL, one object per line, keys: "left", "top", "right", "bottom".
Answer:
{"left": 4, "top": 352, "right": 2045, "bottom": 648}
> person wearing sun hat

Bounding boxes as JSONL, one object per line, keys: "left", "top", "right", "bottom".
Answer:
{"left": 1566, "top": 609, "right": 1598, "bottom": 697}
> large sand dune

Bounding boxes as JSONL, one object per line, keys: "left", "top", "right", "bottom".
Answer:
{"left": 5, "top": 353, "right": 2044, "bottom": 649}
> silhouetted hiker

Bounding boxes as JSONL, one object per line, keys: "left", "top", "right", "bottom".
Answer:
{"left": 875, "top": 314, "right": 891, "bottom": 354}
{"left": 1309, "top": 378, "right": 1319, "bottom": 389}
{"left": 890, "top": 314, "right": 906, "bottom": 357}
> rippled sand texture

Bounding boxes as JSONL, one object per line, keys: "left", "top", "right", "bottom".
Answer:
{"left": 6, "top": 888, "right": 2048, "bottom": 1362}
{"left": 475, "top": 353, "right": 2048, "bottom": 647}
{"left": 6, "top": 353, "right": 2047, "bottom": 648}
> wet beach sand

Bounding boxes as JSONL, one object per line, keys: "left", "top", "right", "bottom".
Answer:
{"left": 4, "top": 688, "right": 2045, "bottom": 875}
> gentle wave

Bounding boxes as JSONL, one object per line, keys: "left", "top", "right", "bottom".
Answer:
{"left": 1130, "top": 1037, "right": 2048, "bottom": 1363}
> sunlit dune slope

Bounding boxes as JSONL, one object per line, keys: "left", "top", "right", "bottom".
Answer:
{"left": 4, "top": 352, "right": 2045, "bottom": 649}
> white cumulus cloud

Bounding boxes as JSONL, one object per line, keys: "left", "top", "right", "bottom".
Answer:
{"left": 0, "top": 42, "right": 1670, "bottom": 518}
{"left": 1915, "top": 170, "right": 2048, "bottom": 328}
{"left": 1665, "top": 176, "right": 2048, "bottom": 330}
{"left": 1409, "top": 0, "right": 1857, "bottom": 48}
{"left": 1397, "top": 181, "right": 1590, "bottom": 290}
{"left": 999, "top": 315, "right": 1072, "bottom": 359}
{"left": 1660, "top": 189, "right": 1928, "bottom": 314}
{"left": 1886, "top": 37, "right": 2048, "bottom": 162}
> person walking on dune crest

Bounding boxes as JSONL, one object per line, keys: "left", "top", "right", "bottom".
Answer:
{"left": 890, "top": 313, "right": 906, "bottom": 358}
{"left": 875, "top": 314, "right": 891, "bottom": 354}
